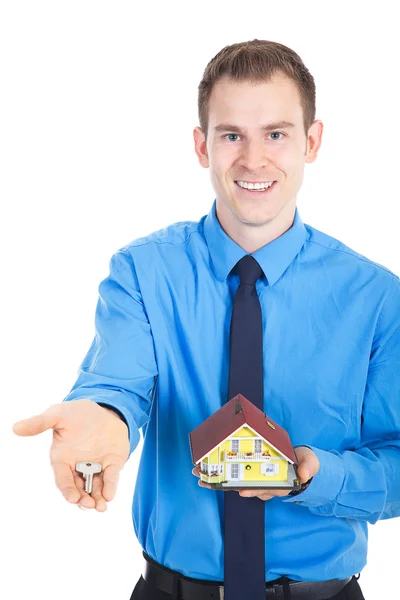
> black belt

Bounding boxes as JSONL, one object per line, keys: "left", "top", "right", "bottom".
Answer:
{"left": 142, "top": 551, "right": 353, "bottom": 600}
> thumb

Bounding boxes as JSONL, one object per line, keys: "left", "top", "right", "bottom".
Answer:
{"left": 297, "top": 460, "right": 310, "bottom": 483}
{"left": 12, "top": 404, "right": 61, "bottom": 437}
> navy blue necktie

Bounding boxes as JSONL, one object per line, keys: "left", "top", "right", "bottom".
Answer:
{"left": 224, "top": 254, "right": 266, "bottom": 600}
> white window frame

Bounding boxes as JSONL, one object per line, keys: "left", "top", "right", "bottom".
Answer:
{"left": 231, "top": 439, "right": 239, "bottom": 452}
{"left": 226, "top": 463, "right": 244, "bottom": 480}
{"left": 261, "top": 462, "right": 279, "bottom": 476}
{"left": 254, "top": 439, "right": 262, "bottom": 453}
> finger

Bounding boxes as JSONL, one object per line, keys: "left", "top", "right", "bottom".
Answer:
{"left": 102, "top": 464, "right": 121, "bottom": 502}
{"left": 240, "top": 492, "right": 271, "bottom": 500}
{"left": 52, "top": 462, "right": 82, "bottom": 504}
{"left": 297, "top": 463, "right": 311, "bottom": 483}
{"left": 198, "top": 480, "right": 212, "bottom": 489}
{"left": 90, "top": 474, "right": 107, "bottom": 512}
{"left": 192, "top": 467, "right": 200, "bottom": 477}
{"left": 295, "top": 447, "right": 320, "bottom": 480}
{"left": 72, "top": 473, "right": 96, "bottom": 508}
{"left": 13, "top": 404, "right": 61, "bottom": 437}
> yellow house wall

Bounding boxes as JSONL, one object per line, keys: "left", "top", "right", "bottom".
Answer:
{"left": 210, "top": 448, "right": 219, "bottom": 464}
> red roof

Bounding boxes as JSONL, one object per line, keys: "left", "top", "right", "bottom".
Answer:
{"left": 189, "top": 393, "right": 298, "bottom": 465}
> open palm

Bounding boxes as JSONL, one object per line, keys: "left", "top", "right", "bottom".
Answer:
{"left": 13, "top": 399, "right": 130, "bottom": 511}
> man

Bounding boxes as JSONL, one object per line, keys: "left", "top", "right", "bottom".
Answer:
{"left": 13, "top": 40, "right": 400, "bottom": 600}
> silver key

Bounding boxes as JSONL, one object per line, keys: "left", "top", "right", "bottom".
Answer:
{"left": 76, "top": 462, "right": 102, "bottom": 494}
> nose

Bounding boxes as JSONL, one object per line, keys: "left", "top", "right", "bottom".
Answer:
{"left": 239, "top": 140, "right": 270, "bottom": 172}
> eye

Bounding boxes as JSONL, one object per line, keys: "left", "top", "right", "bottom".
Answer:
{"left": 224, "top": 133, "right": 241, "bottom": 142}
{"left": 223, "top": 131, "right": 286, "bottom": 142}
{"left": 269, "top": 131, "right": 285, "bottom": 140}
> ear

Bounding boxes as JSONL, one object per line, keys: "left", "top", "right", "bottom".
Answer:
{"left": 305, "top": 120, "right": 324, "bottom": 164}
{"left": 193, "top": 126, "right": 209, "bottom": 168}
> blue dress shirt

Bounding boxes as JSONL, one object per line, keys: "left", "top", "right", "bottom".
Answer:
{"left": 63, "top": 199, "right": 400, "bottom": 582}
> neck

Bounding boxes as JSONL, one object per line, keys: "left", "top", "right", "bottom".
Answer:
{"left": 215, "top": 199, "right": 297, "bottom": 253}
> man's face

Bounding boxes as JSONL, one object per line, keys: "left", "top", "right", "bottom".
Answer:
{"left": 194, "top": 74, "right": 322, "bottom": 230}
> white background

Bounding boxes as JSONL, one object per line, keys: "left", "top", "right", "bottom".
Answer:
{"left": 1, "top": 2, "right": 399, "bottom": 599}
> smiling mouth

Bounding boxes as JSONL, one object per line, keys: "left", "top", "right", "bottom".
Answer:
{"left": 234, "top": 181, "right": 277, "bottom": 194}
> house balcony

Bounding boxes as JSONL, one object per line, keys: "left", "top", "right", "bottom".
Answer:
{"left": 224, "top": 451, "right": 272, "bottom": 461}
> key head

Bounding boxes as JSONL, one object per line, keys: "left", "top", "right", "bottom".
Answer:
{"left": 75, "top": 461, "right": 102, "bottom": 475}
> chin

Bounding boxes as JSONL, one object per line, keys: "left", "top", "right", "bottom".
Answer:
{"left": 233, "top": 207, "right": 276, "bottom": 227}
{"left": 233, "top": 197, "right": 276, "bottom": 215}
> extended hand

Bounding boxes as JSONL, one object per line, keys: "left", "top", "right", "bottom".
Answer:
{"left": 12, "top": 400, "right": 130, "bottom": 511}
{"left": 192, "top": 446, "right": 320, "bottom": 501}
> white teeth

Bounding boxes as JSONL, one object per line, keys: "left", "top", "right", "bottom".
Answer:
{"left": 236, "top": 180, "right": 274, "bottom": 190}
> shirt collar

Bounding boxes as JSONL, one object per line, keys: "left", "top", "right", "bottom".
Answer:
{"left": 203, "top": 199, "right": 309, "bottom": 285}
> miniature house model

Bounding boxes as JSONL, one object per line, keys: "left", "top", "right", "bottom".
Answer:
{"left": 189, "top": 393, "right": 301, "bottom": 491}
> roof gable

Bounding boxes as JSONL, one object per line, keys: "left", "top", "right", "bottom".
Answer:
{"left": 189, "top": 394, "right": 298, "bottom": 465}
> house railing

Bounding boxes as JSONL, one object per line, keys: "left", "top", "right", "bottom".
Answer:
{"left": 224, "top": 451, "right": 272, "bottom": 461}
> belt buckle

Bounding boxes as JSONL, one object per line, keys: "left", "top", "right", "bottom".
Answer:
{"left": 218, "top": 585, "right": 224, "bottom": 599}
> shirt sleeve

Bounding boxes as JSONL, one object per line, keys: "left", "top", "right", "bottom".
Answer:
{"left": 283, "top": 275, "right": 400, "bottom": 523}
{"left": 62, "top": 248, "right": 159, "bottom": 459}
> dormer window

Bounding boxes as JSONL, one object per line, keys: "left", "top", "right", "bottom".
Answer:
{"left": 231, "top": 439, "right": 239, "bottom": 452}
{"left": 254, "top": 439, "right": 262, "bottom": 453}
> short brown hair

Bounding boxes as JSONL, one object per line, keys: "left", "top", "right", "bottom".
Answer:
{"left": 198, "top": 39, "right": 316, "bottom": 142}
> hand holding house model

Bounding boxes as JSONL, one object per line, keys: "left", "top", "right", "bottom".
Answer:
{"left": 189, "top": 393, "right": 302, "bottom": 492}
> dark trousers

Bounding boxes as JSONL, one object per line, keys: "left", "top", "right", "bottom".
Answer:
{"left": 130, "top": 567, "right": 365, "bottom": 600}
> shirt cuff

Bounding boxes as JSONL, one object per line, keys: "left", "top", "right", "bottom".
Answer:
{"left": 282, "top": 445, "right": 345, "bottom": 507}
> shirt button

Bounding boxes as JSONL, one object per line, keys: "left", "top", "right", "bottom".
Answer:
{"left": 294, "top": 501, "right": 302, "bottom": 504}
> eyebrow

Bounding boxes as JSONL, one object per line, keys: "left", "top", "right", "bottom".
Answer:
{"left": 213, "top": 120, "right": 295, "bottom": 134}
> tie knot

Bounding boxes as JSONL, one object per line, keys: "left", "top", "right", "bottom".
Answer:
{"left": 233, "top": 255, "right": 264, "bottom": 286}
